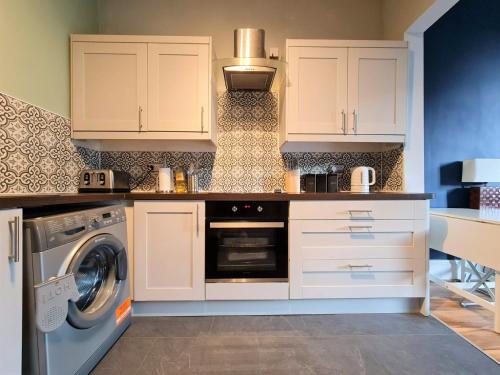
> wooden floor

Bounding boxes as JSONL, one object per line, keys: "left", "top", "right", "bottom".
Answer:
{"left": 431, "top": 282, "right": 500, "bottom": 363}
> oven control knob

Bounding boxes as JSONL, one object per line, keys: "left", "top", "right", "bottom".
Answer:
{"left": 232, "top": 206, "right": 238, "bottom": 212}
{"left": 257, "top": 206, "right": 263, "bottom": 212}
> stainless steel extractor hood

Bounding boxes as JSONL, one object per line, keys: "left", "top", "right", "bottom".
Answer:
{"left": 215, "top": 28, "right": 286, "bottom": 92}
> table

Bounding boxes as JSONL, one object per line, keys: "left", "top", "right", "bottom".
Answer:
{"left": 430, "top": 208, "right": 500, "bottom": 332}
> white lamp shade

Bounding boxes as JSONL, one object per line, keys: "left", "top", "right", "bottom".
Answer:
{"left": 462, "top": 159, "right": 500, "bottom": 182}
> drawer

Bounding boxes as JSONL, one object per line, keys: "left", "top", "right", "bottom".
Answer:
{"left": 302, "top": 268, "right": 413, "bottom": 288}
{"left": 302, "top": 258, "right": 415, "bottom": 273}
{"left": 297, "top": 258, "right": 426, "bottom": 299}
{"left": 290, "top": 201, "right": 416, "bottom": 220}
{"left": 298, "top": 219, "right": 414, "bottom": 233}
{"left": 206, "top": 282, "right": 289, "bottom": 300}
{"left": 290, "top": 220, "right": 426, "bottom": 260}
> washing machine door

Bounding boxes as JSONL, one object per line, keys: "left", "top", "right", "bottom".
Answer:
{"left": 66, "top": 234, "right": 128, "bottom": 329}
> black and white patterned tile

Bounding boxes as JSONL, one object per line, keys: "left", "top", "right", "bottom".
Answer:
{"left": 99, "top": 151, "right": 215, "bottom": 192}
{"left": 381, "top": 146, "right": 404, "bottom": 191}
{"left": 210, "top": 92, "right": 285, "bottom": 192}
{"left": 0, "top": 93, "right": 98, "bottom": 193}
{"left": 283, "top": 152, "right": 383, "bottom": 192}
{"left": 0, "top": 91, "right": 403, "bottom": 194}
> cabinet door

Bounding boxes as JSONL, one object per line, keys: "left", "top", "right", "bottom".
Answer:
{"left": 72, "top": 42, "right": 147, "bottom": 132}
{"left": 287, "top": 47, "right": 348, "bottom": 134}
{"left": 134, "top": 201, "right": 205, "bottom": 301}
{"left": 148, "top": 43, "right": 209, "bottom": 132}
{"left": 0, "top": 209, "right": 22, "bottom": 374}
{"left": 348, "top": 48, "right": 407, "bottom": 135}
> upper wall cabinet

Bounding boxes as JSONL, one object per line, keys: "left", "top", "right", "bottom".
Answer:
{"left": 148, "top": 43, "right": 210, "bottom": 133}
{"left": 348, "top": 47, "right": 407, "bottom": 136}
{"left": 71, "top": 35, "right": 215, "bottom": 145}
{"left": 280, "top": 40, "right": 408, "bottom": 149}
{"left": 72, "top": 42, "right": 148, "bottom": 132}
{"left": 287, "top": 47, "right": 348, "bottom": 135}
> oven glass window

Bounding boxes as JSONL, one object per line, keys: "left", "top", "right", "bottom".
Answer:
{"left": 216, "top": 229, "right": 278, "bottom": 272}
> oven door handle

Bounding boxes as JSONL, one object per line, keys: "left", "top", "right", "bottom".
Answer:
{"left": 209, "top": 222, "right": 285, "bottom": 229}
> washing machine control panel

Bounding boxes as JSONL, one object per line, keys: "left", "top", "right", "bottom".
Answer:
{"left": 43, "top": 206, "right": 126, "bottom": 248}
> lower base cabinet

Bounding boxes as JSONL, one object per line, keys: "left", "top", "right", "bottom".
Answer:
{"left": 289, "top": 201, "right": 429, "bottom": 299}
{"left": 0, "top": 209, "right": 22, "bottom": 374}
{"left": 134, "top": 201, "right": 205, "bottom": 301}
{"left": 132, "top": 199, "right": 429, "bottom": 306}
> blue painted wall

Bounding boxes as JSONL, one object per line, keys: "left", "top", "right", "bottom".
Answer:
{"left": 424, "top": 0, "right": 500, "bottom": 208}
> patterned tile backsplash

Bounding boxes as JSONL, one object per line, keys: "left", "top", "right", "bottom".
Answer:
{"left": 0, "top": 91, "right": 403, "bottom": 193}
{"left": 0, "top": 93, "right": 98, "bottom": 193}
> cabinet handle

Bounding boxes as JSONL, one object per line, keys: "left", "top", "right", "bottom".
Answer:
{"left": 139, "top": 106, "right": 143, "bottom": 131}
{"left": 348, "top": 209, "right": 372, "bottom": 214}
{"left": 341, "top": 110, "right": 346, "bottom": 134}
{"left": 348, "top": 225, "right": 372, "bottom": 231}
{"left": 210, "top": 222, "right": 284, "bottom": 229}
{"left": 348, "top": 264, "right": 373, "bottom": 269}
{"left": 352, "top": 110, "right": 358, "bottom": 134}
{"left": 8, "top": 216, "right": 20, "bottom": 263}
{"left": 196, "top": 204, "right": 199, "bottom": 237}
{"left": 200, "top": 107, "right": 204, "bottom": 133}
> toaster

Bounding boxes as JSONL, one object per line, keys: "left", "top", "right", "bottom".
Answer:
{"left": 78, "top": 169, "right": 131, "bottom": 193}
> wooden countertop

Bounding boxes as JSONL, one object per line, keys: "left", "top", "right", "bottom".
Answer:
{"left": 0, "top": 191, "right": 434, "bottom": 209}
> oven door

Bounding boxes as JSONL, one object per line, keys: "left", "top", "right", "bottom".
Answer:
{"left": 205, "top": 221, "right": 288, "bottom": 282}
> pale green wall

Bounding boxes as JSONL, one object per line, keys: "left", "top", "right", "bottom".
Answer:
{"left": 0, "top": 0, "right": 98, "bottom": 117}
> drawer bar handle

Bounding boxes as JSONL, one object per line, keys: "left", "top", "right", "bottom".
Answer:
{"left": 348, "top": 264, "right": 373, "bottom": 268}
{"left": 8, "top": 216, "right": 20, "bottom": 263}
{"left": 348, "top": 225, "right": 372, "bottom": 231}
{"left": 348, "top": 210, "right": 373, "bottom": 214}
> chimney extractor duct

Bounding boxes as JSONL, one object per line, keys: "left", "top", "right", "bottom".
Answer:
{"left": 221, "top": 28, "right": 279, "bottom": 92}
{"left": 234, "top": 28, "right": 265, "bottom": 58}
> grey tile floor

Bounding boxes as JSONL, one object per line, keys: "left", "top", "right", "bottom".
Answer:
{"left": 91, "top": 314, "right": 499, "bottom": 375}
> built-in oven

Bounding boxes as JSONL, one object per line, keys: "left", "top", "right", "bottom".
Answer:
{"left": 205, "top": 201, "right": 289, "bottom": 283}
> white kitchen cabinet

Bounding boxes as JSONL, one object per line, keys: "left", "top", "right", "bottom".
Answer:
{"left": 0, "top": 209, "right": 22, "bottom": 375}
{"left": 148, "top": 43, "right": 209, "bottom": 133}
{"left": 287, "top": 47, "right": 347, "bottom": 135}
{"left": 134, "top": 201, "right": 205, "bottom": 301}
{"left": 348, "top": 48, "right": 407, "bottom": 135}
{"left": 72, "top": 41, "right": 148, "bottom": 132}
{"left": 281, "top": 40, "right": 408, "bottom": 147}
{"left": 289, "top": 201, "right": 428, "bottom": 300}
{"left": 71, "top": 35, "right": 215, "bottom": 144}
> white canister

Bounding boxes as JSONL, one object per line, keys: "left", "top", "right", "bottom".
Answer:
{"left": 158, "top": 167, "right": 172, "bottom": 192}
{"left": 285, "top": 169, "right": 301, "bottom": 193}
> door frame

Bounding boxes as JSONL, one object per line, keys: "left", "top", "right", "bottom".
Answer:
{"left": 403, "top": 0, "right": 460, "bottom": 192}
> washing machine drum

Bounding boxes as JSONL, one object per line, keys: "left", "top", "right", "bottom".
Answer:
{"left": 66, "top": 234, "right": 128, "bottom": 329}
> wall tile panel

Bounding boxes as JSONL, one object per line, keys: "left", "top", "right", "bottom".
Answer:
{"left": 0, "top": 92, "right": 403, "bottom": 193}
{"left": 0, "top": 93, "right": 98, "bottom": 193}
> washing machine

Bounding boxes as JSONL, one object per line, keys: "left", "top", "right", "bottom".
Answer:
{"left": 23, "top": 204, "right": 131, "bottom": 375}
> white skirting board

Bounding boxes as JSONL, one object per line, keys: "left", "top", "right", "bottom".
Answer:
{"left": 132, "top": 298, "right": 421, "bottom": 316}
